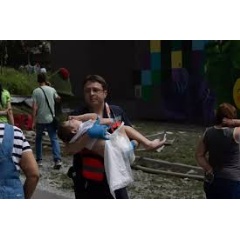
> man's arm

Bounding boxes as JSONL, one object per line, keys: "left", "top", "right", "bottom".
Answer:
{"left": 32, "top": 101, "right": 38, "bottom": 129}
{"left": 19, "top": 151, "right": 39, "bottom": 199}
{"left": 65, "top": 121, "right": 110, "bottom": 154}
{"left": 54, "top": 91, "right": 61, "bottom": 103}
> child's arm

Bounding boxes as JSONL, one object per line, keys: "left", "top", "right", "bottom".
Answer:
{"left": 65, "top": 120, "right": 111, "bottom": 154}
{"left": 68, "top": 113, "right": 98, "bottom": 122}
{"left": 99, "top": 118, "right": 114, "bottom": 125}
{"left": 69, "top": 113, "right": 114, "bottom": 125}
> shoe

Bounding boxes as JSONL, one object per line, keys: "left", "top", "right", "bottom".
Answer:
{"left": 37, "top": 160, "right": 43, "bottom": 167}
{"left": 53, "top": 161, "right": 62, "bottom": 170}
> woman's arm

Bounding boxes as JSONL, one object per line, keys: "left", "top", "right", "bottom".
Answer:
{"left": 19, "top": 151, "right": 39, "bottom": 199}
{"left": 233, "top": 127, "right": 240, "bottom": 143}
{"left": 195, "top": 137, "right": 212, "bottom": 173}
{"left": 0, "top": 109, "right": 8, "bottom": 115}
{"left": 222, "top": 118, "right": 240, "bottom": 127}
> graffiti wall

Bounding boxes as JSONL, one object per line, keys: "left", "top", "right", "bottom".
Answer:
{"left": 134, "top": 40, "right": 216, "bottom": 125}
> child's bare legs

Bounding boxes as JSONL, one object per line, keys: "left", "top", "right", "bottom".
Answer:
{"left": 124, "top": 126, "right": 166, "bottom": 150}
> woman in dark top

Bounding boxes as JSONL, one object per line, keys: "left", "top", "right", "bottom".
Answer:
{"left": 196, "top": 103, "right": 240, "bottom": 199}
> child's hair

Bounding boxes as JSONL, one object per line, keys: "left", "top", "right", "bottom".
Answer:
{"left": 57, "top": 122, "right": 75, "bottom": 143}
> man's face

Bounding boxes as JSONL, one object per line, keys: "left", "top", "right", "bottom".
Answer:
{"left": 83, "top": 81, "right": 107, "bottom": 108}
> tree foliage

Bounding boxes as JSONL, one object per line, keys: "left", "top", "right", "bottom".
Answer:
{"left": 205, "top": 40, "right": 240, "bottom": 106}
{"left": 0, "top": 40, "right": 51, "bottom": 70}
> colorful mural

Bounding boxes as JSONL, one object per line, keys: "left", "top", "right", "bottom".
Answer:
{"left": 136, "top": 40, "right": 215, "bottom": 125}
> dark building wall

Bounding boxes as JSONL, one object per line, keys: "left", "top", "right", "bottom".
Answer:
{"left": 51, "top": 40, "right": 143, "bottom": 120}
{"left": 50, "top": 40, "right": 210, "bottom": 124}
{"left": 51, "top": 40, "right": 136, "bottom": 100}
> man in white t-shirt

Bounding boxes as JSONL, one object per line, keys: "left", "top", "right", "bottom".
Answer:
{"left": 32, "top": 72, "right": 62, "bottom": 169}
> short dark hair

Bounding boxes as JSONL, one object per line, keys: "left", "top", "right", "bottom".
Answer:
{"left": 82, "top": 75, "right": 108, "bottom": 91}
{"left": 215, "top": 103, "right": 237, "bottom": 124}
{"left": 57, "top": 123, "right": 75, "bottom": 143}
{"left": 37, "top": 72, "right": 47, "bottom": 83}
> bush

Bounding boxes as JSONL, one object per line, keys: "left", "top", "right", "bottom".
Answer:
{"left": 0, "top": 67, "right": 38, "bottom": 95}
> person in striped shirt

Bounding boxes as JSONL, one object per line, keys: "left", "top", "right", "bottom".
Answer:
{"left": 0, "top": 123, "right": 39, "bottom": 199}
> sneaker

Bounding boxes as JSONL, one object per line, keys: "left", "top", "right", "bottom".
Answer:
{"left": 37, "top": 160, "right": 43, "bottom": 167}
{"left": 53, "top": 161, "right": 62, "bottom": 170}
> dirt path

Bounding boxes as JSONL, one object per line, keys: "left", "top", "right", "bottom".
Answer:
{"left": 26, "top": 153, "right": 205, "bottom": 199}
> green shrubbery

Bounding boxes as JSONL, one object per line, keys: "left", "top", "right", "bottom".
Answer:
{"left": 0, "top": 67, "right": 38, "bottom": 95}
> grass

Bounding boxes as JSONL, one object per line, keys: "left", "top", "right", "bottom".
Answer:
{"left": 132, "top": 120, "right": 205, "bottom": 166}
{"left": 0, "top": 67, "right": 38, "bottom": 95}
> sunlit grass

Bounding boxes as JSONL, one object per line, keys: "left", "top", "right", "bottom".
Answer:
{"left": 0, "top": 67, "right": 38, "bottom": 95}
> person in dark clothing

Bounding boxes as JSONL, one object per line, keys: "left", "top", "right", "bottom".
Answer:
{"left": 67, "top": 74, "right": 135, "bottom": 199}
{"left": 195, "top": 103, "right": 240, "bottom": 199}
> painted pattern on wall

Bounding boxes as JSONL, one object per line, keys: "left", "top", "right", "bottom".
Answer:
{"left": 135, "top": 40, "right": 217, "bottom": 125}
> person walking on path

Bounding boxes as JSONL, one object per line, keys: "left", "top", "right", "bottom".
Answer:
{"left": 32, "top": 72, "right": 62, "bottom": 169}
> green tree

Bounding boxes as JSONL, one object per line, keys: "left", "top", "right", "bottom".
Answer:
{"left": 0, "top": 40, "right": 8, "bottom": 74}
{"left": 205, "top": 40, "right": 238, "bottom": 106}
